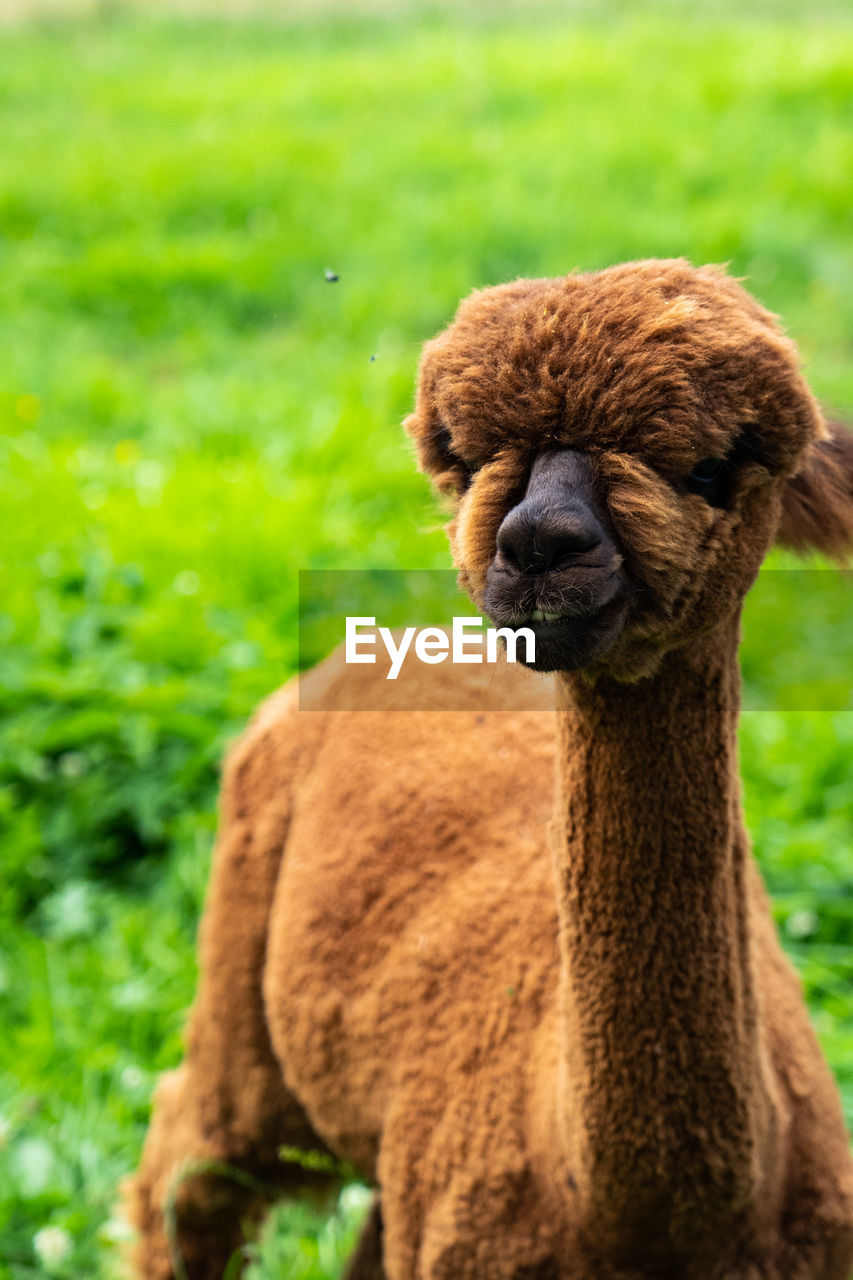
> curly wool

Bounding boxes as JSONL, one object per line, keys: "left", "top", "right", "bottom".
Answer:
{"left": 126, "top": 260, "right": 853, "bottom": 1280}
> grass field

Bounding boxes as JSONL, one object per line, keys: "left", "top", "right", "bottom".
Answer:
{"left": 0, "top": 3, "right": 852, "bottom": 1276}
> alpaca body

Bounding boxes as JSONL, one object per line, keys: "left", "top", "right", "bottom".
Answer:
{"left": 127, "top": 260, "right": 853, "bottom": 1280}
{"left": 255, "top": 644, "right": 851, "bottom": 1279}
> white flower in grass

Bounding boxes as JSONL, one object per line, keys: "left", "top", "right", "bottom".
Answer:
{"left": 786, "top": 909, "right": 820, "bottom": 939}
{"left": 58, "top": 751, "right": 87, "bottom": 779}
{"left": 99, "top": 1211, "right": 135, "bottom": 1245}
{"left": 14, "top": 1135, "right": 54, "bottom": 1195}
{"left": 339, "top": 1183, "right": 373, "bottom": 1217}
{"left": 33, "top": 1225, "right": 72, "bottom": 1269}
{"left": 120, "top": 1064, "right": 144, "bottom": 1091}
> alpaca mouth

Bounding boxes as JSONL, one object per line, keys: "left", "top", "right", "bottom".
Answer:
{"left": 485, "top": 590, "right": 630, "bottom": 673}
{"left": 524, "top": 597, "right": 628, "bottom": 671}
{"left": 524, "top": 609, "right": 569, "bottom": 624}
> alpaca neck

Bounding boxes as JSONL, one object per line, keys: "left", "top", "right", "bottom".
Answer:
{"left": 552, "top": 616, "right": 780, "bottom": 1265}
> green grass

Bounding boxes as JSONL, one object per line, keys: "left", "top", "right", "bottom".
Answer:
{"left": 0, "top": 3, "right": 852, "bottom": 1275}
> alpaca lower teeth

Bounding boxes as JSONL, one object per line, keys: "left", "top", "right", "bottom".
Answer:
{"left": 529, "top": 610, "right": 563, "bottom": 623}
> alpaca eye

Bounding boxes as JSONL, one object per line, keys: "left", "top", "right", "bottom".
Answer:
{"left": 689, "top": 458, "right": 725, "bottom": 483}
{"left": 455, "top": 453, "right": 481, "bottom": 490}
{"left": 434, "top": 426, "right": 479, "bottom": 490}
{"left": 684, "top": 456, "right": 730, "bottom": 508}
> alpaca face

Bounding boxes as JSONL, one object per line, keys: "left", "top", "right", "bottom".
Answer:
{"left": 405, "top": 259, "right": 833, "bottom": 679}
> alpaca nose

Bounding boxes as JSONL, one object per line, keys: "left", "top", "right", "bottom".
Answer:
{"left": 496, "top": 502, "right": 605, "bottom": 574}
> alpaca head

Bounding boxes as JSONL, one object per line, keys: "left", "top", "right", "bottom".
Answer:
{"left": 405, "top": 259, "right": 853, "bottom": 679}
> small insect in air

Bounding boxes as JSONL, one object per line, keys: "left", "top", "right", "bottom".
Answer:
{"left": 325, "top": 268, "right": 339, "bottom": 283}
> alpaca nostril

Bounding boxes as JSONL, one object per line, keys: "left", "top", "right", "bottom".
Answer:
{"left": 495, "top": 541, "right": 521, "bottom": 573}
{"left": 495, "top": 517, "right": 531, "bottom": 573}
{"left": 545, "top": 528, "right": 602, "bottom": 569}
{"left": 497, "top": 505, "right": 604, "bottom": 575}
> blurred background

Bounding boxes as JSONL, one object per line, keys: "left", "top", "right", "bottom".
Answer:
{"left": 1, "top": 1, "right": 852, "bottom": 1275}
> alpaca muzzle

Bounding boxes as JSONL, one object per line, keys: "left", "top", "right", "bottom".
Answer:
{"left": 483, "top": 449, "right": 629, "bottom": 671}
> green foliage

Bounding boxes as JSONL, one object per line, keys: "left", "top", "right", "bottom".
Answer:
{"left": 246, "top": 1189, "right": 372, "bottom": 1280}
{"left": 0, "top": 3, "right": 851, "bottom": 1276}
{"left": 740, "top": 713, "right": 853, "bottom": 1118}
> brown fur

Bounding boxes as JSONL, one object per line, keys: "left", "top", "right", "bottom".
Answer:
{"left": 126, "top": 260, "right": 853, "bottom": 1279}
{"left": 778, "top": 421, "right": 853, "bottom": 562}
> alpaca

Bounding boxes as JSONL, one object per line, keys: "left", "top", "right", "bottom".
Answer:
{"left": 126, "top": 259, "right": 853, "bottom": 1280}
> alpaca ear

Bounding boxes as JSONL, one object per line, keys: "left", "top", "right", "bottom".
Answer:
{"left": 403, "top": 337, "right": 472, "bottom": 499}
{"left": 403, "top": 405, "right": 470, "bottom": 499}
{"left": 777, "top": 421, "right": 853, "bottom": 562}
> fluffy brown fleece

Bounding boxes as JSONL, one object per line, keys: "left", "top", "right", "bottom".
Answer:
{"left": 126, "top": 260, "right": 853, "bottom": 1280}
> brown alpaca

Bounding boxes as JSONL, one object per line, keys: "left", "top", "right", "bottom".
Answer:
{"left": 126, "top": 260, "right": 853, "bottom": 1280}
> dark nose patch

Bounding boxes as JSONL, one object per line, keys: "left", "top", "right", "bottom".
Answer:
{"left": 495, "top": 451, "right": 610, "bottom": 574}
